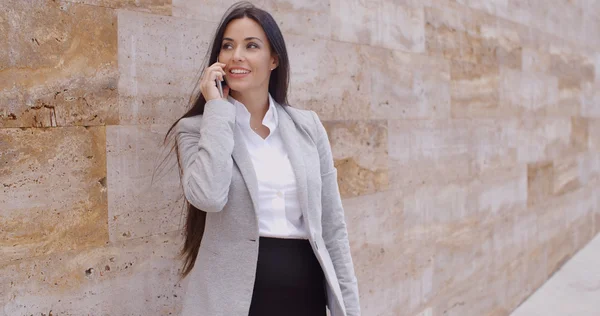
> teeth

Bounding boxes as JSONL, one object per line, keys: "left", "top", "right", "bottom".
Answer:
{"left": 231, "top": 69, "right": 250, "bottom": 74}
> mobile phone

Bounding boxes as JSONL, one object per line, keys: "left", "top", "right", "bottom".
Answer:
{"left": 216, "top": 78, "right": 224, "bottom": 98}
{"left": 216, "top": 58, "right": 225, "bottom": 98}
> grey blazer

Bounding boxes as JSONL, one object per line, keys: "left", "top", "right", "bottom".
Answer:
{"left": 175, "top": 98, "right": 360, "bottom": 316}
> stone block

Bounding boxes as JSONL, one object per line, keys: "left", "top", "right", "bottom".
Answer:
{"left": 450, "top": 60, "right": 500, "bottom": 118}
{"left": 322, "top": 120, "right": 388, "bottom": 198}
{"left": 331, "top": 0, "right": 425, "bottom": 53}
{"left": 287, "top": 35, "right": 371, "bottom": 120}
{"left": 173, "top": 0, "right": 330, "bottom": 39}
{"left": 117, "top": 10, "right": 215, "bottom": 125}
{"left": 344, "top": 190, "right": 435, "bottom": 316}
{"left": 367, "top": 47, "right": 451, "bottom": 120}
{"left": 517, "top": 117, "right": 572, "bottom": 163}
{"left": 498, "top": 68, "right": 559, "bottom": 116}
{"left": 432, "top": 222, "right": 495, "bottom": 315}
{"left": 342, "top": 190, "right": 425, "bottom": 316}
{"left": 64, "top": 0, "right": 171, "bottom": 15}
{"left": 0, "top": 126, "right": 108, "bottom": 265}
{"left": 425, "top": 3, "right": 522, "bottom": 68}
{"left": 0, "top": 231, "right": 184, "bottom": 315}
{"left": 106, "top": 124, "right": 183, "bottom": 242}
{"left": 0, "top": 0, "right": 118, "bottom": 128}
{"left": 582, "top": 82, "right": 600, "bottom": 118}
{"left": 453, "top": 0, "right": 509, "bottom": 18}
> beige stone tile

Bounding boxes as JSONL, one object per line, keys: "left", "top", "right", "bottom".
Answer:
{"left": 500, "top": 244, "right": 547, "bottom": 312}
{"left": 527, "top": 161, "right": 554, "bottom": 208}
{"left": 590, "top": 119, "right": 600, "bottom": 151}
{"left": 172, "top": 0, "right": 330, "bottom": 39}
{"left": 582, "top": 82, "right": 600, "bottom": 118}
{"left": 516, "top": 117, "right": 572, "bottom": 163}
{"left": 287, "top": 35, "right": 371, "bottom": 120}
{"left": 63, "top": 0, "right": 172, "bottom": 15}
{"left": 331, "top": 0, "right": 425, "bottom": 53}
{"left": 266, "top": 0, "right": 332, "bottom": 39}
{"left": 117, "top": 10, "right": 215, "bottom": 125}
{"left": 469, "top": 164, "right": 527, "bottom": 215}
{"left": 0, "top": 127, "right": 108, "bottom": 265}
{"left": 432, "top": 273, "right": 506, "bottom": 316}
{"left": 453, "top": 0, "right": 509, "bottom": 18}
{"left": 344, "top": 189, "right": 465, "bottom": 315}
{"left": 0, "top": 0, "right": 118, "bottom": 128}
{"left": 367, "top": 47, "right": 451, "bottom": 120}
{"left": 106, "top": 125, "right": 183, "bottom": 242}
{"left": 432, "top": 222, "right": 496, "bottom": 315}
{"left": 553, "top": 155, "right": 583, "bottom": 196}
{"left": 522, "top": 48, "right": 553, "bottom": 73}
{"left": 498, "top": 67, "right": 560, "bottom": 116}
{"left": 388, "top": 118, "right": 521, "bottom": 191}
{"left": 547, "top": 52, "right": 595, "bottom": 115}
{"left": 450, "top": 60, "right": 500, "bottom": 118}
{"left": 388, "top": 119, "right": 473, "bottom": 190}
{"left": 0, "top": 231, "right": 184, "bottom": 315}
{"left": 322, "top": 120, "right": 388, "bottom": 198}
{"left": 507, "top": 0, "right": 584, "bottom": 44}
{"left": 342, "top": 190, "right": 433, "bottom": 315}
{"left": 425, "top": 3, "right": 522, "bottom": 69}
{"left": 172, "top": 0, "right": 267, "bottom": 22}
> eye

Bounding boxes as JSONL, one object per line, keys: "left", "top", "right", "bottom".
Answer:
{"left": 247, "top": 42, "right": 259, "bottom": 49}
{"left": 222, "top": 43, "right": 233, "bottom": 49}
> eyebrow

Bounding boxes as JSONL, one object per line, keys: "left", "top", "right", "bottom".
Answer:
{"left": 222, "top": 37, "right": 264, "bottom": 43}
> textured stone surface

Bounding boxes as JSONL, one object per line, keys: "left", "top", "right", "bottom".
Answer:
{"left": 117, "top": 10, "right": 214, "bottom": 125}
{"left": 287, "top": 35, "right": 371, "bottom": 120}
{"left": 425, "top": 3, "right": 522, "bottom": 68}
{"left": 173, "top": 0, "right": 330, "bottom": 39}
{"left": 590, "top": 119, "right": 600, "bottom": 151}
{"left": 451, "top": 60, "right": 500, "bottom": 117}
{"left": 106, "top": 124, "right": 183, "bottom": 242}
{"left": 330, "top": 0, "right": 425, "bottom": 52}
{"left": 4, "top": 0, "right": 600, "bottom": 315}
{"left": 0, "top": 127, "right": 108, "bottom": 265}
{"left": 64, "top": 0, "right": 172, "bottom": 15}
{"left": 0, "top": 231, "right": 184, "bottom": 315}
{"left": 0, "top": 0, "right": 118, "bottom": 128}
{"left": 368, "top": 47, "right": 451, "bottom": 119}
{"left": 323, "top": 120, "right": 388, "bottom": 198}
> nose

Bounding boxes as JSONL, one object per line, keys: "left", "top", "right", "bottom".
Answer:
{"left": 232, "top": 46, "right": 245, "bottom": 62}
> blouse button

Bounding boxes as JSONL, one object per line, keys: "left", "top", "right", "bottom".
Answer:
{"left": 276, "top": 191, "right": 283, "bottom": 198}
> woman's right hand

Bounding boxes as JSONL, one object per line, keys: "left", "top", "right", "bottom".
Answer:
{"left": 200, "top": 62, "right": 229, "bottom": 101}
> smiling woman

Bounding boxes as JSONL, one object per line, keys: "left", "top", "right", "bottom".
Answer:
{"left": 162, "top": 2, "right": 360, "bottom": 316}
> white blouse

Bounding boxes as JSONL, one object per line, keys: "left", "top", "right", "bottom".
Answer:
{"left": 228, "top": 94, "right": 309, "bottom": 239}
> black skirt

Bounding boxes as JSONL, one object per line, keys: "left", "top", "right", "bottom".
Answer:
{"left": 248, "top": 237, "right": 327, "bottom": 316}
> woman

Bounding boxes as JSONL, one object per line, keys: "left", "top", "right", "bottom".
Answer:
{"left": 166, "top": 2, "right": 360, "bottom": 315}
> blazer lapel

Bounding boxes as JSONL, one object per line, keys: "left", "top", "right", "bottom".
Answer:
{"left": 231, "top": 127, "right": 260, "bottom": 216}
{"left": 276, "top": 103, "right": 311, "bottom": 231}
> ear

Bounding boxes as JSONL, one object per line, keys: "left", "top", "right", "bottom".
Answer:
{"left": 270, "top": 54, "right": 279, "bottom": 71}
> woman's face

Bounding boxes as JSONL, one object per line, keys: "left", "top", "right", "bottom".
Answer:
{"left": 218, "top": 17, "right": 278, "bottom": 95}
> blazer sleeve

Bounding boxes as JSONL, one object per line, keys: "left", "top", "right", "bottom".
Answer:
{"left": 311, "top": 111, "right": 361, "bottom": 316}
{"left": 175, "top": 99, "right": 236, "bottom": 212}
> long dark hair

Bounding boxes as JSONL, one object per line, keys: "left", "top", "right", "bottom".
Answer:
{"left": 163, "top": 1, "right": 290, "bottom": 278}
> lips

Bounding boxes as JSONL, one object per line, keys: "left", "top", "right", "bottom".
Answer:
{"left": 229, "top": 68, "right": 251, "bottom": 74}
{"left": 227, "top": 67, "right": 251, "bottom": 79}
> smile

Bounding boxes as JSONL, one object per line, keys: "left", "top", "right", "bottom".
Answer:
{"left": 230, "top": 69, "right": 251, "bottom": 74}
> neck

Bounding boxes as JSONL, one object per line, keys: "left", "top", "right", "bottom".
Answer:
{"left": 230, "top": 89, "right": 270, "bottom": 119}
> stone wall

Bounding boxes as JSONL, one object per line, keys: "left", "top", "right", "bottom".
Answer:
{"left": 1, "top": 0, "right": 599, "bottom": 315}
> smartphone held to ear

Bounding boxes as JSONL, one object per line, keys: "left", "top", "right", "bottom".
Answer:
{"left": 216, "top": 78, "right": 224, "bottom": 98}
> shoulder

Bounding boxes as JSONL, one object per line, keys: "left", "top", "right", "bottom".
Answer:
{"left": 175, "top": 114, "right": 204, "bottom": 133}
{"left": 280, "top": 104, "right": 323, "bottom": 139}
